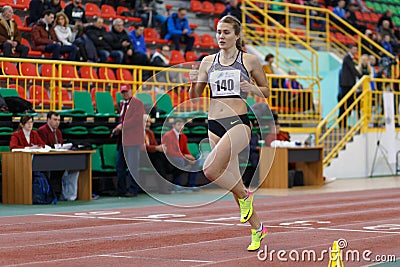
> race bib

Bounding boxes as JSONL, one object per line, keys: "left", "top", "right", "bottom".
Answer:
{"left": 209, "top": 69, "right": 241, "bottom": 97}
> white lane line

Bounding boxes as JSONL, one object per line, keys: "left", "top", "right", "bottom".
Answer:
{"left": 99, "top": 254, "right": 214, "bottom": 263}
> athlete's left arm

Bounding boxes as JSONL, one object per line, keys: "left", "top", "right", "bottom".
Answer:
{"left": 243, "top": 54, "right": 270, "bottom": 98}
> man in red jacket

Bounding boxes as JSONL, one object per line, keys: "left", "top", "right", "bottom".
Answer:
{"left": 37, "top": 111, "right": 80, "bottom": 201}
{"left": 162, "top": 118, "right": 200, "bottom": 192}
{"left": 31, "top": 10, "right": 77, "bottom": 60}
{"left": 117, "top": 84, "right": 145, "bottom": 197}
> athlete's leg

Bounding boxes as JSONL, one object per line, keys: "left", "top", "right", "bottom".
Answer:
{"left": 203, "top": 124, "right": 250, "bottom": 198}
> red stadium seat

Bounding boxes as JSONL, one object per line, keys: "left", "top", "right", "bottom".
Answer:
{"left": 15, "top": 0, "right": 29, "bottom": 10}
{"left": 101, "top": 4, "right": 123, "bottom": 20}
{"left": 85, "top": 3, "right": 101, "bottom": 18}
{"left": 185, "top": 51, "right": 198, "bottom": 62}
{"left": 201, "top": 34, "right": 219, "bottom": 49}
{"left": 116, "top": 69, "right": 133, "bottom": 81}
{"left": 214, "top": 3, "right": 226, "bottom": 15}
{"left": 169, "top": 50, "right": 185, "bottom": 65}
{"left": 8, "top": 84, "right": 26, "bottom": 98}
{"left": 61, "top": 65, "right": 79, "bottom": 80}
{"left": 99, "top": 67, "right": 117, "bottom": 81}
{"left": 201, "top": 1, "right": 215, "bottom": 14}
{"left": 21, "top": 38, "right": 42, "bottom": 57}
{"left": 190, "top": 0, "right": 202, "bottom": 13}
{"left": 12, "top": 15, "right": 31, "bottom": 32}
{"left": 2, "top": 62, "right": 19, "bottom": 76}
{"left": 55, "top": 88, "right": 73, "bottom": 108}
{"left": 144, "top": 28, "right": 169, "bottom": 44}
{"left": 80, "top": 66, "right": 99, "bottom": 80}
{"left": 20, "top": 62, "right": 39, "bottom": 77}
{"left": 29, "top": 85, "right": 51, "bottom": 106}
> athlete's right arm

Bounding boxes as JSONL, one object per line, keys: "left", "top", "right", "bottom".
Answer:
{"left": 189, "top": 57, "right": 210, "bottom": 102}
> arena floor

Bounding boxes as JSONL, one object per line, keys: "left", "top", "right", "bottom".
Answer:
{"left": 0, "top": 176, "right": 399, "bottom": 267}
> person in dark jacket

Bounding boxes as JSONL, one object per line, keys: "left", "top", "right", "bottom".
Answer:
{"left": 108, "top": 18, "right": 149, "bottom": 65}
{"left": 0, "top": 6, "right": 29, "bottom": 58}
{"left": 31, "top": 10, "right": 78, "bottom": 60}
{"left": 28, "top": 0, "right": 44, "bottom": 26}
{"left": 44, "top": 0, "right": 63, "bottom": 15}
{"left": 164, "top": 7, "right": 194, "bottom": 54}
{"left": 85, "top": 17, "right": 124, "bottom": 64}
{"left": 64, "top": 0, "right": 89, "bottom": 38}
{"left": 338, "top": 45, "right": 362, "bottom": 126}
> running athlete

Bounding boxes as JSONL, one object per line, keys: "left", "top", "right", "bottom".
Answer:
{"left": 189, "top": 15, "right": 270, "bottom": 251}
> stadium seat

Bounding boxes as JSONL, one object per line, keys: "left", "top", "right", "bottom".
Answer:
{"left": 136, "top": 92, "right": 155, "bottom": 108}
{"left": 144, "top": 28, "right": 169, "bottom": 45}
{"left": 92, "top": 147, "right": 115, "bottom": 173}
{"left": 85, "top": 3, "right": 101, "bottom": 18}
{"left": 116, "top": 68, "right": 133, "bottom": 81}
{"left": 21, "top": 38, "right": 42, "bottom": 57}
{"left": 73, "top": 91, "right": 112, "bottom": 118}
{"left": 7, "top": 84, "right": 26, "bottom": 98}
{"left": 190, "top": 0, "right": 202, "bottom": 13}
{"left": 0, "top": 127, "right": 13, "bottom": 136}
{"left": 95, "top": 91, "right": 119, "bottom": 117}
{"left": 55, "top": 88, "right": 73, "bottom": 108}
{"left": 79, "top": 66, "right": 99, "bottom": 80}
{"left": 185, "top": 51, "right": 198, "bottom": 62}
{"left": 101, "top": 144, "right": 117, "bottom": 168}
{"left": 61, "top": 65, "right": 79, "bottom": 80}
{"left": 2, "top": 62, "right": 19, "bottom": 77}
{"left": 0, "top": 0, "right": 24, "bottom": 10}
{"left": 99, "top": 67, "right": 117, "bottom": 81}
{"left": 101, "top": 4, "right": 123, "bottom": 20}
{"left": 0, "top": 88, "right": 19, "bottom": 97}
{"left": 155, "top": 93, "right": 173, "bottom": 116}
{"left": 15, "top": 0, "right": 29, "bottom": 10}
{"left": 40, "top": 64, "right": 58, "bottom": 82}
{"left": 62, "top": 126, "right": 89, "bottom": 136}
{"left": 214, "top": 3, "right": 225, "bottom": 15}
{"left": 201, "top": 34, "right": 218, "bottom": 49}
{"left": 201, "top": 1, "right": 215, "bottom": 14}
{"left": 169, "top": 50, "right": 185, "bottom": 65}
{"left": 20, "top": 62, "right": 39, "bottom": 77}
{"left": 29, "top": 85, "right": 51, "bottom": 106}
{"left": 12, "top": 15, "right": 30, "bottom": 32}
{"left": 187, "top": 143, "right": 200, "bottom": 158}
{"left": 192, "top": 33, "right": 202, "bottom": 48}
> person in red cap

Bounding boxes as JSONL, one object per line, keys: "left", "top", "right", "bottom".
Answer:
{"left": 112, "top": 84, "right": 144, "bottom": 197}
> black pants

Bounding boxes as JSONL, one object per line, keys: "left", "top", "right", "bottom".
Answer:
{"left": 2, "top": 42, "right": 29, "bottom": 58}
{"left": 338, "top": 86, "right": 356, "bottom": 127}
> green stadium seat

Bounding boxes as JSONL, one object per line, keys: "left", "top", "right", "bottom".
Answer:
{"left": 187, "top": 142, "right": 200, "bottom": 158}
{"left": 190, "top": 125, "right": 208, "bottom": 135}
{"left": 0, "top": 127, "right": 13, "bottom": 136}
{"left": 0, "top": 88, "right": 19, "bottom": 97}
{"left": 102, "top": 144, "right": 117, "bottom": 168}
{"left": 62, "top": 126, "right": 88, "bottom": 136}
{"left": 88, "top": 126, "right": 111, "bottom": 135}
{"left": 155, "top": 93, "right": 173, "bottom": 117}
{"left": 136, "top": 92, "right": 154, "bottom": 107}
{"left": 92, "top": 147, "right": 115, "bottom": 173}
{"left": 95, "top": 91, "right": 119, "bottom": 118}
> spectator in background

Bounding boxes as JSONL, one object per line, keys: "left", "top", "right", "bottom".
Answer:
{"left": 265, "top": 121, "right": 290, "bottom": 146}
{"left": 381, "top": 35, "right": 393, "bottom": 55}
{"left": 165, "top": 7, "right": 195, "bottom": 54}
{"left": 220, "top": 0, "right": 242, "bottom": 22}
{"left": 134, "top": 0, "right": 166, "bottom": 27}
{"left": 345, "top": 3, "right": 366, "bottom": 34}
{"left": 143, "top": 115, "right": 171, "bottom": 194}
{"left": 338, "top": 45, "right": 361, "bottom": 127}
{"left": 64, "top": 0, "right": 89, "bottom": 38}
{"left": 269, "top": 0, "right": 286, "bottom": 25}
{"left": 161, "top": 118, "right": 200, "bottom": 192}
{"left": 263, "top": 53, "right": 284, "bottom": 89}
{"left": 128, "top": 24, "right": 150, "bottom": 59}
{"left": 86, "top": 17, "right": 123, "bottom": 64}
{"left": 307, "top": 0, "right": 326, "bottom": 32}
{"left": 357, "top": 54, "right": 375, "bottom": 90}
{"left": 10, "top": 115, "right": 45, "bottom": 149}
{"left": 0, "top": 6, "right": 29, "bottom": 58}
{"left": 31, "top": 10, "right": 78, "bottom": 60}
{"left": 333, "top": 0, "right": 348, "bottom": 20}
{"left": 28, "top": 0, "right": 44, "bottom": 26}
{"left": 151, "top": 45, "right": 170, "bottom": 67}
{"left": 112, "top": 84, "right": 143, "bottom": 197}
{"left": 53, "top": 12, "right": 81, "bottom": 60}
{"left": 44, "top": 0, "right": 63, "bottom": 14}
{"left": 283, "top": 69, "right": 303, "bottom": 90}
{"left": 37, "top": 111, "right": 80, "bottom": 201}
{"left": 109, "top": 18, "right": 149, "bottom": 65}
{"left": 377, "top": 9, "right": 396, "bottom": 33}
{"left": 379, "top": 20, "right": 398, "bottom": 54}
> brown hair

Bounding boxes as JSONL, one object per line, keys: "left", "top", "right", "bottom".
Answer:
{"left": 219, "top": 15, "right": 243, "bottom": 52}
{"left": 19, "top": 115, "right": 33, "bottom": 129}
{"left": 55, "top": 12, "right": 69, "bottom": 26}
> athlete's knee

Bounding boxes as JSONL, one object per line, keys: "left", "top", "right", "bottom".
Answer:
{"left": 203, "top": 165, "right": 220, "bottom": 181}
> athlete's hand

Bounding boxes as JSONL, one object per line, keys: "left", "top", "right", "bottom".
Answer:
{"left": 189, "top": 65, "right": 200, "bottom": 83}
{"left": 240, "top": 78, "right": 254, "bottom": 93}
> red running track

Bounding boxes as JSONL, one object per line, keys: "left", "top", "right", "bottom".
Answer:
{"left": 0, "top": 188, "right": 399, "bottom": 266}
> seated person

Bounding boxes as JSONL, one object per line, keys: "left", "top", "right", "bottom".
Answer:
{"left": 265, "top": 121, "right": 290, "bottom": 147}
{"left": 10, "top": 115, "right": 45, "bottom": 149}
{"left": 37, "top": 111, "right": 80, "bottom": 201}
{"left": 164, "top": 8, "right": 195, "bottom": 55}
{"left": 283, "top": 69, "right": 314, "bottom": 112}
{"left": 142, "top": 115, "right": 171, "bottom": 194}
{"left": 161, "top": 118, "right": 200, "bottom": 192}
